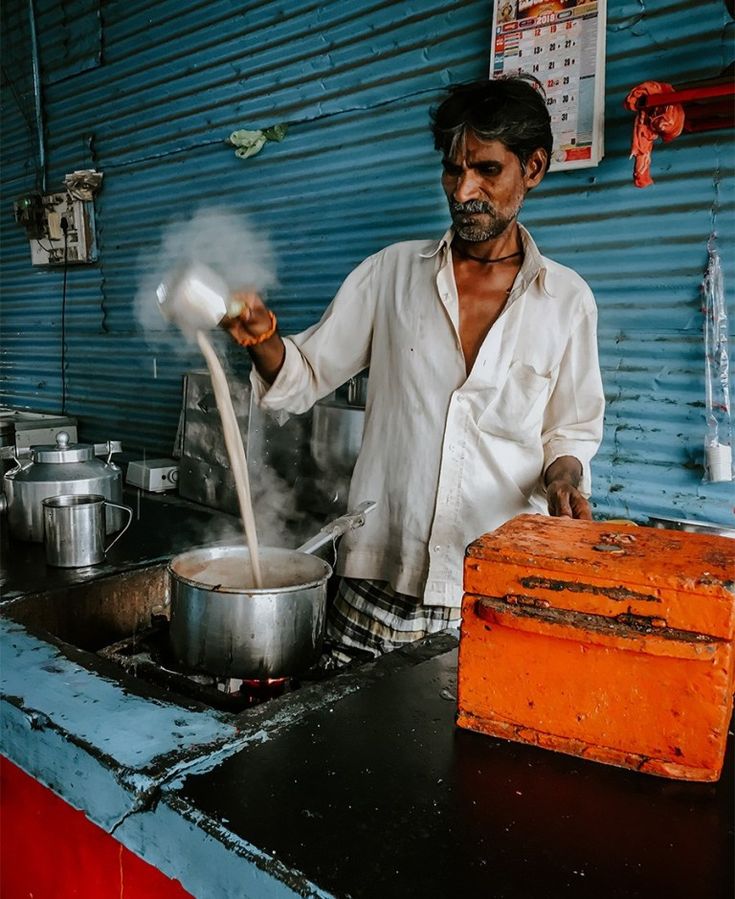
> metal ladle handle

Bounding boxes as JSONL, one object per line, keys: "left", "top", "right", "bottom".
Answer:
{"left": 103, "top": 501, "right": 133, "bottom": 555}
{"left": 296, "top": 501, "right": 377, "bottom": 556}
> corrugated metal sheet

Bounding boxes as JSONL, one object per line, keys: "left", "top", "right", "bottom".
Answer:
{"left": 1, "top": 0, "right": 733, "bottom": 526}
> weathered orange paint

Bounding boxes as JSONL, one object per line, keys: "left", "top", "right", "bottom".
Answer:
{"left": 456, "top": 514, "right": 735, "bottom": 781}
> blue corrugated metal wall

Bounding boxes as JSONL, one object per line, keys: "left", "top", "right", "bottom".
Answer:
{"left": 1, "top": 0, "right": 733, "bottom": 524}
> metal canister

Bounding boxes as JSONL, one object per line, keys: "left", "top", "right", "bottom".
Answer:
{"left": 346, "top": 372, "right": 369, "bottom": 408}
{"left": 3, "top": 431, "right": 123, "bottom": 542}
{"left": 310, "top": 398, "right": 365, "bottom": 476}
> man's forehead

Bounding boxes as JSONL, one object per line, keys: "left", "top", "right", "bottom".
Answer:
{"left": 446, "top": 132, "right": 513, "bottom": 164}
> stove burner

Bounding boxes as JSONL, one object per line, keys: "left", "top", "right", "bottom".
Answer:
{"left": 97, "top": 624, "right": 298, "bottom": 713}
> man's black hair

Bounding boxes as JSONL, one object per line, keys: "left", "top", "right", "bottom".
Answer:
{"left": 430, "top": 76, "right": 553, "bottom": 173}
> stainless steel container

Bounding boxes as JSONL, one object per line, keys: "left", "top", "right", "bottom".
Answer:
{"left": 43, "top": 494, "right": 133, "bottom": 567}
{"left": 168, "top": 502, "right": 376, "bottom": 679}
{"left": 3, "top": 431, "right": 124, "bottom": 542}
{"left": 310, "top": 398, "right": 365, "bottom": 476}
{"left": 648, "top": 515, "right": 735, "bottom": 539}
{"left": 347, "top": 372, "right": 369, "bottom": 408}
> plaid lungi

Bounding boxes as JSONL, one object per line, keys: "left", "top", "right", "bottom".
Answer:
{"left": 320, "top": 577, "right": 461, "bottom": 669}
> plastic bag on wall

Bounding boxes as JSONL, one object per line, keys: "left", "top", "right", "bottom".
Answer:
{"left": 702, "top": 240, "right": 733, "bottom": 482}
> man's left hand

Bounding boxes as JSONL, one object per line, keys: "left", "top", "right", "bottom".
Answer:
{"left": 544, "top": 455, "right": 592, "bottom": 520}
{"left": 546, "top": 479, "right": 592, "bottom": 520}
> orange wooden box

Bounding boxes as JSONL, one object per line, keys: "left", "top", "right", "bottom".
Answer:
{"left": 457, "top": 514, "right": 735, "bottom": 781}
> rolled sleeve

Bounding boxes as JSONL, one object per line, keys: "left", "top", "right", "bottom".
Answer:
{"left": 249, "top": 255, "right": 378, "bottom": 415}
{"left": 541, "top": 308, "right": 605, "bottom": 496}
{"left": 250, "top": 338, "right": 314, "bottom": 413}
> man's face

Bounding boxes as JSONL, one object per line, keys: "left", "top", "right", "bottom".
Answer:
{"left": 441, "top": 132, "right": 545, "bottom": 242}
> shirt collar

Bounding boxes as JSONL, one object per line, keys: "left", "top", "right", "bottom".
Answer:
{"left": 420, "top": 223, "right": 553, "bottom": 297}
{"left": 516, "top": 223, "right": 552, "bottom": 297}
{"left": 419, "top": 228, "right": 453, "bottom": 259}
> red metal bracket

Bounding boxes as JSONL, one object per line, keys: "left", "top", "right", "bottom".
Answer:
{"left": 634, "top": 77, "right": 734, "bottom": 134}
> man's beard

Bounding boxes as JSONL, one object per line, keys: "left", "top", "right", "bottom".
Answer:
{"left": 449, "top": 198, "right": 523, "bottom": 242}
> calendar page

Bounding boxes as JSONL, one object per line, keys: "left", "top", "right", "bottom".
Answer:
{"left": 490, "top": 1, "right": 606, "bottom": 171}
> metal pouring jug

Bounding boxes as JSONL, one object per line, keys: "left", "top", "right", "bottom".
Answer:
{"left": 156, "top": 262, "right": 234, "bottom": 333}
{"left": 43, "top": 494, "right": 133, "bottom": 567}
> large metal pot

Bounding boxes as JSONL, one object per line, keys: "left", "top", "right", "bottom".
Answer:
{"left": 346, "top": 372, "right": 369, "bottom": 408}
{"left": 3, "top": 431, "right": 123, "bottom": 542}
{"left": 168, "top": 502, "right": 376, "bottom": 679}
{"left": 310, "top": 398, "right": 364, "bottom": 476}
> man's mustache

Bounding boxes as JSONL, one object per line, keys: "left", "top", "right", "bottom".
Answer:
{"left": 449, "top": 199, "right": 495, "bottom": 216}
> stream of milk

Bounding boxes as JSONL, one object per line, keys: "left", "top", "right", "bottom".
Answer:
{"left": 196, "top": 330, "right": 263, "bottom": 589}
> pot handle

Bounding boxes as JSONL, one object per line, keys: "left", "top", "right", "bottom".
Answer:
{"left": 296, "top": 501, "right": 377, "bottom": 555}
{"left": 103, "top": 501, "right": 134, "bottom": 555}
{"left": 0, "top": 445, "right": 32, "bottom": 470}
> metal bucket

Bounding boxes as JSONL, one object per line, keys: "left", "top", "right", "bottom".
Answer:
{"left": 168, "top": 502, "right": 376, "bottom": 679}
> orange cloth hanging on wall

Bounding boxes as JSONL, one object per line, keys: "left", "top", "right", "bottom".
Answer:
{"left": 624, "top": 81, "right": 686, "bottom": 187}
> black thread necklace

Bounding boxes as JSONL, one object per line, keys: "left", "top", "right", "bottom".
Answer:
{"left": 453, "top": 244, "right": 523, "bottom": 265}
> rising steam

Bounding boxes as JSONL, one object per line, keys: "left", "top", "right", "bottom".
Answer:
{"left": 134, "top": 206, "right": 278, "bottom": 339}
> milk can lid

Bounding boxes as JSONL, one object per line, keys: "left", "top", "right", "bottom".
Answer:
{"left": 32, "top": 431, "right": 95, "bottom": 463}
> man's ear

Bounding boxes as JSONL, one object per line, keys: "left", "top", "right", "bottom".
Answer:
{"left": 524, "top": 148, "right": 548, "bottom": 191}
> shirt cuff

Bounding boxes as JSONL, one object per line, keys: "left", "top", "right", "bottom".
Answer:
{"left": 248, "top": 337, "right": 305, "bottom": 411}
{"left": 542, "top": 441, "right": 595, "bottom": 497}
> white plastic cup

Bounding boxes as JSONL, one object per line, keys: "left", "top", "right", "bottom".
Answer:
{"left": 706, "top": 443, "right": 733, "bottom": 483}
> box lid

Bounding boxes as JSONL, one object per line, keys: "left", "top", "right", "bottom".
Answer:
{"left": 465, "top": 515, "right": 735, "bottom": 640}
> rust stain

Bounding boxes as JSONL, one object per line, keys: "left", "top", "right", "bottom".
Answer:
{"left": 520, "top": 575, "right": 660, "bottom": 604}
{"left": 474, "top": 595, "right": 721, "bottom": 644}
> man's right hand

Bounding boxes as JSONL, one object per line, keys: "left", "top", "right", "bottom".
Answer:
{"left": 221, "top": 291, "right": 286, "bottom": 384}
{"left": 221, "top": 291, "right": 273, "bottom": 344}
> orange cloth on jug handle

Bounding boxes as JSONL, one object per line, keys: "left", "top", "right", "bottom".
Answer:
{"left": 624, "top": 81, "right": 686, "bottom": 188}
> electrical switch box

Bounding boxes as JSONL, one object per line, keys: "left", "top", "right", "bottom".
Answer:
{"left": 23, "top": 192, "right": 98, "bottom": 266}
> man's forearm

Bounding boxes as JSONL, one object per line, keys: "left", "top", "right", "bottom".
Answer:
{"left": 220, "top": 292, "right": 286, "bottom": 385}
{"left": 248, "top": 334, "right": 286, "bottom": 385}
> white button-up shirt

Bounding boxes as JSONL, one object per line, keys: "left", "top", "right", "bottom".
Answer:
{"left": 251, "top": 225, "right": 605, "bottom": 609}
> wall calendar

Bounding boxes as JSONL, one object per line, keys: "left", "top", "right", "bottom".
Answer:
{"left": 490, "top": 1, "right": 607, "bottom": 170}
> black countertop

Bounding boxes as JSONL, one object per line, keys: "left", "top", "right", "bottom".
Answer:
{"left": 180, "top": 646, "right": 734, "bottom": 899}
{"left": 0, "top": 489, "right": 237, "bottom": 600}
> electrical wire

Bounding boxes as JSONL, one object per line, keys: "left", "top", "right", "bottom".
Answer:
{"left": 61, "top": 219, "right": 69, "bottom": 414}
{"left": 34, "top": 237, "right": 55, "bottom": 253}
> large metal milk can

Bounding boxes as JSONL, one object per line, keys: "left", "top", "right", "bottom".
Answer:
{"left": 3, "top": 431, "right": 124, "bottom": 542}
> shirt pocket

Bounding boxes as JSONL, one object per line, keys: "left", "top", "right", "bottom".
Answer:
{"left": 477, "top": 361, "right": 551, "bottom": 444}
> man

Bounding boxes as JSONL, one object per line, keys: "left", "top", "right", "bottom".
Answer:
{"left": 224, "top": 77, "right": 605, "bottom": 666}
